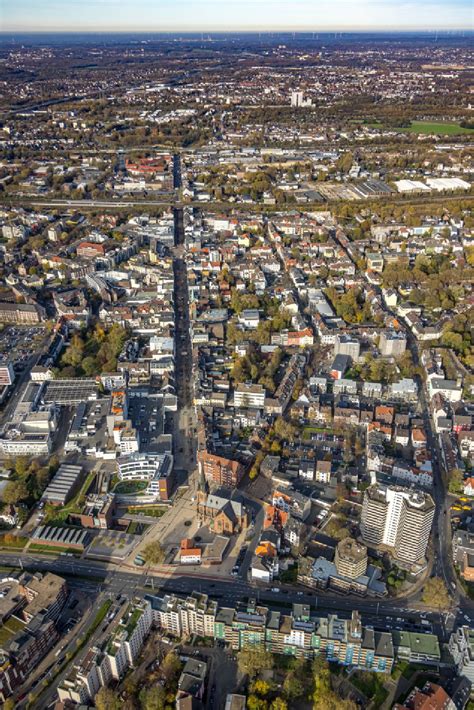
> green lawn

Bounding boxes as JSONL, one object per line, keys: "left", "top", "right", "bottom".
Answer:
{"left": 114, "top": 479, "right": 148, "bottom": 494}
{"left": 90, "top": 599, "right": 112, "bottom": 632}
{"left": 391, "top": 660, "right": 409, "bottom": 680}
{"left": 400, "top": 663, "right": 435, "bottom": 680}
{"left": 365, "top": 120, "right": 473, "bottom": 135}
{"left": 401, "top": 121, "right": 474, "bottom": 135}
{"left": 126, "top": 506, "right": 167, "bottom": 517}
{"left": 127, "top": 521, "right": 150, "bottom": 535}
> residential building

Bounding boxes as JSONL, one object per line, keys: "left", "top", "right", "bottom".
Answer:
{"left": 449, "top": 626, "right": 474, "bottom": 684}
{"left": 104, "top": 600, "right": 153, "bottom": 680}
{"left": 180, "top": 539, "right": 202, "bottom": 565}
{"left": 0, "top": 302, "right": 45, "bottom": 324}
{"left": 0, "top": 363, "right": 14, "bottom": 386}
{"left": 361, "top": 485, "right": 435, "bottom": 565}
{"left": 393, "top": 681, "right": 455, "bottom": 710}
{"left": 198, "top": 451, "right": 244, "bottom": 488}
{"left": 315, "top": 460, "right": 332, "bottom": 484}
{"left": 234, "top": 383, "right": 265, "bottom": 409}
{"left": 379, "top": 332, "right": 407, "bottom": 357}
{"left": 334, "top": 335, "right": 360, "bottom": 360}
{"left": 146, "top": 592, "right": 395, "bottom": 672}
{"left": 334, "top": 538, "right": 368, "bottom": 580}
{"left": 330, "top": 354, "right": 351, "bottom": 380}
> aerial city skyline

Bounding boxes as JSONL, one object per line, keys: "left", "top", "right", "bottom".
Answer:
{"left": 0, "top": 3, "right": 472, "bottom": 710}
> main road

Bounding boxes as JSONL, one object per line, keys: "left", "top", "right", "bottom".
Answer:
{"left": 1, "top": 552, "right": 471, "bottom": 641}
{"left": 171, "top": 159, "right": 198, "bottom": 482}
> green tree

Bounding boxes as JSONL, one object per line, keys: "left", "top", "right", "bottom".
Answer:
{"left": 336, "top": 152, "right": 354, "bottom": 173}
{"left": 283, "top": 672, "right": 305, "bottom": 699}
{"left": 312, "top": 655, "right": 356, "bottom": 709}
{"left": 448, "top": 468, "right": 464, "bottom": 495}
{"left": 237, "top": 646, "right": 274, "bottom": 678}
{"left": 250, "top": 679, "right": 271, "bottom": 696}
{"left": 270, "top": 700, "right": 288, "bottom": 710}
{"left": 81, "top": 355, "right": 99, "bottom": 376}
{"left": 142, "top": 541, "right": 165, "bottom": 565}
{"left": 422, "top": 577, "right": 451, "bottom": 611}
{"left": 139, "top": 685, "right": 166, "bottom": 710}
{"left": 15, "top": 457, "right": 29, "bottom": 477}
{"left": 160, "top": 650, "right": 181, "bottom": 684}
{"left": 247, "top": 696, "right": 268, "bottom": 710}
{"left": 95, "top": 687, "right": 121, "bottom": 710}
{"left": 441, "top": 330, "right": 464, "bottom": 352}
{"left": 2, "top": 480, "right": 29, "bottom": 505}
{"left": 61, "top": 334, "right": 85, "bottom": 368}
{"left": 274, "top": 417, "right": 297, "bottom": 443}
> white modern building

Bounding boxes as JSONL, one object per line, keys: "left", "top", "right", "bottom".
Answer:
{"left": 234, "top": 383, "right": 265, "bottom": 409}
{"left": 104, "top": 600, "right": 153, "bottom": 680}
{"left": 449, "top": 626, "right": 474, "bottom": 684}
{"left": 117, "top": 452, "right": 174, "bottom": 500}
{"left": 361, "top": 485, "right": 435, "bottom": 564}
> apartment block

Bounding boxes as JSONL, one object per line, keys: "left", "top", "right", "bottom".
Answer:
{"left": 146, "top": 592, "right": 396, "bottom": 672}
{"left": 198, "top": 451, "right": 245, "bottom": 488}
{"left": 361, "top": 485, "right": 435, "bottom": 565}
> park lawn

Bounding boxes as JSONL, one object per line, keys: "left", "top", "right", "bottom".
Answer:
{"left": 391, "top": 660, "right": 410, "bottom": 680}
{"left": 400, "top": 121, "right": 474, "bottom": 135}
{"left": 400, "top": 662, "right": 433, "bottom": 680}
{"left": 360, "top": 120, "right": 473, "bottom": 135}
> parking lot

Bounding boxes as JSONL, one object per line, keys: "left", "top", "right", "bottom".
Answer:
{"left": 0, "top": 325, "right": 46, "bottom": 371}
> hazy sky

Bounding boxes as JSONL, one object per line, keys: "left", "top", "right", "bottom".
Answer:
{"left": 1, "top": 0, "right": 472, "bottom": 32}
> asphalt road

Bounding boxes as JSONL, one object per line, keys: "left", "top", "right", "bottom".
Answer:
{"left": 1, "top": 553, "right": 472, "bottom": 640}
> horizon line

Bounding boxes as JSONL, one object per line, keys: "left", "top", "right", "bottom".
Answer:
{"left": 1, "top": 26, "right": 472, "bottom": 34}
